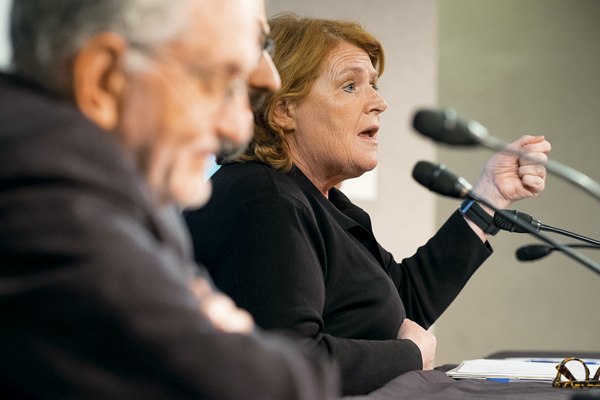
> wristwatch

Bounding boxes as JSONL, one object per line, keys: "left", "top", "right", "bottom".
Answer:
{"left": 459, "top": 199, "right": 499, "bottom": 235}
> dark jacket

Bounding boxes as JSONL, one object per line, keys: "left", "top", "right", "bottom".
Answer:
{"left": 185, "top": 161, "right": 492, "bottom": 395}
{"left": 0, "top": 73, "right": 339, "bottom": 400}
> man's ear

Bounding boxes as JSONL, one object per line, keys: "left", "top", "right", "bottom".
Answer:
{"left": 72, "top": 32, "right": 128, "bottom": 131}
{"left": 272, "top": 99, "right": 296, "bottom": 131}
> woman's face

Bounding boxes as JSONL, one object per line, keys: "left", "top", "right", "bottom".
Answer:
{"left": 290, "top": 41, "right": 387, "bottom": 184}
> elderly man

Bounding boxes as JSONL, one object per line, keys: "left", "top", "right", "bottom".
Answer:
{"left": 0, "top": 0, "right": 339, "bottom": 398}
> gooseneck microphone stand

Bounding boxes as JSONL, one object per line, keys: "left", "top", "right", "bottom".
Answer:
{"left": 412, "top": 161, "right": 600, "bottom": 276}
{"left": 413, "top": 161, "right": 600, "bottom": 275}
{"left": 493, "top": 210, "right": 600, "bottom": 246}
{"left": 542, "top": 226, "right": 600, "bottom": 246}
{"left": 517, "top": 244, "right": 600, "bottom": 262}
{"left": 470, "top": 193, "right": 600, "bottom": 277}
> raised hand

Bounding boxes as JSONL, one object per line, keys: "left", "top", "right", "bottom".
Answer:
{"left": 472, "top": 135, "right": 551, "bottom": 210}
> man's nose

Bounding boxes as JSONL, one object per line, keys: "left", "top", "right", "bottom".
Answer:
{"left": 248, "top": 52, "right": 281, "bottom": 94}
{"left": 215, "top": 91, "right": 254, "bottom": 146}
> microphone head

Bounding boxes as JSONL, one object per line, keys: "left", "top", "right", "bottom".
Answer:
{"left": 412, "top": 161, "right": 472, "bottom": 199}
{"left": 516, "top": 244, "right": 553, "bottom": 261}
{"left": 413, "top": 109, "right": 481, "bottom": 146}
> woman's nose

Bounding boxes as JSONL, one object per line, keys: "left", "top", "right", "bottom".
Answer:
{"left": 368, "top": 89, "right": 387, "bottom": 115}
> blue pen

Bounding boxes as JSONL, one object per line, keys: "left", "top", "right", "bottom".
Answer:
{"left": 525, "top": 359, "right": 599, "bottom": 365}
{"left": 486, "top": 378, "right": 519, "bottom": 383}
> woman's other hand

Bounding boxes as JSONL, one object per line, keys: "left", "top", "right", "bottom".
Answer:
{"left": 397, "top": 318, "right": 437, "bottom": 370}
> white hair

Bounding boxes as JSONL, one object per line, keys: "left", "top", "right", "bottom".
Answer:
{"left": 11, "top": 0, "right": 192, "bottom": 94}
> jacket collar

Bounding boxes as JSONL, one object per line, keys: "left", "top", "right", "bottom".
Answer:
{"left": 285, "top": 165, "right": 387, "bottom": 268}
{"left": 286, "top": 166, "right": 362, "bottom": 232}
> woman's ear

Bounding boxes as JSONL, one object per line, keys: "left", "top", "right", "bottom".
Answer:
{"left": 272, "top": 99, "right": 295, "bottom": 131}
{"left": 72, "top": 32, "right": 128, "bottom": 131}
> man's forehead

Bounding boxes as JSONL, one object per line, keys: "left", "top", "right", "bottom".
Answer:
{"left": 253, "top": 0, "right": 269, "bottom": 32}
{"left": 174, "top": 0, "right": 263, "bottom": 76}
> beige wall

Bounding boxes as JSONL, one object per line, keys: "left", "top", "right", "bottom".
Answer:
{"left": 435, "top": 0, "right": 600, "bottom": 365}
{"left": 265, "top": 0, "right": 439, "bottom": 269}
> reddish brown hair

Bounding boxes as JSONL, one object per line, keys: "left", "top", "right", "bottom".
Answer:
{"left": 239, "top": 13, "right": 385, "bottom": 171}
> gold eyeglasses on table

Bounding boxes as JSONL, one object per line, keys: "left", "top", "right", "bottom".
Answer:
{"left": 552, "top": 357, "right": 600, "bottom": 388}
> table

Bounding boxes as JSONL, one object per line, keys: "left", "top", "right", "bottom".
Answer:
{"left": 343, "top": 351, "right": 600, "bottom": 400}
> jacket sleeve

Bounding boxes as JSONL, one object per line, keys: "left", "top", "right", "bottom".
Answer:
{"left": 382, "top": 210, "right": 493, "bottom": 329}
{"left": 190, "top": 194, "right": 423, "bottom": 395}
{"left": 0, "top": 168, "right": 339, "bottom": 400}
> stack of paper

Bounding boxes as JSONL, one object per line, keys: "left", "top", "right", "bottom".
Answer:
{"left": 446, "top": 358, "right": 600, "bottom": 383}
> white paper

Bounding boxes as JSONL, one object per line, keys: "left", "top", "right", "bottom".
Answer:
{"left": 447, "top": 358, "right": 600, "bottom": 382}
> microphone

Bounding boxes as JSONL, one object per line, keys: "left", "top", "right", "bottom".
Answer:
{"left": 517, "top": 244, "right": 600, "bottom": 262}
{"left": 412, "top": 109, "right": 486, "bottom": 146}
{"left": 516, "top": 245, "right": 553, "bottom": 261}
{"left": 412, "top": 108, "right": 600, "bottom": 202}
{"left": 412, "top": 161, "right": 472, "bottom": 199}
{"left": 411, "top": 160, "right": 600, "bottom": 276}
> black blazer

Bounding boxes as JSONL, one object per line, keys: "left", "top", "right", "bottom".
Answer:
{"left": 0, "top": 73, "right": 339, "bottom": 400}
{"left": 186, "top": 161, "right": 492, "bottom": 395}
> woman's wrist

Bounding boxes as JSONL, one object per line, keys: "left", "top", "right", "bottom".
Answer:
{"left": 459, "top": 199, "right": 499, "bottom": 236}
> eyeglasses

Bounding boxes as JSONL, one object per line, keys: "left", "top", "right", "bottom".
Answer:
{"left": 212, "top": 33, "right": 274, "bottom": 110}
{"left": 126, "top": 46, "right": 250, "bottom": 111}
{"left": 247, "top": 32, "right": 276, "bottom": 112}
{"left": 221, "top": 77, "right": 249, "bottom": 105}
{"left": 260, "top": 32, "right": 275, "bottom": 59}
{"left": 552, "top": 357, "right": 600, "bottom": 388}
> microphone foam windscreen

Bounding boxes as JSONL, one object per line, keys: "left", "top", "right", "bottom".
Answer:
{"left": 412, "top": 161, "right": 465, "bottom": 199}
{"left": 413, "top": 109, "right": 479, "bottom": 145}
{"left": 412, "top": 161, "right": 439, "bottom": 189}
{"left": 516, "top": 245, "right": 552, "bottom": 261}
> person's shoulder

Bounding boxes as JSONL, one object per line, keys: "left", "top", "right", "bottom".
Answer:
{"left": 0, "top": 73, "right": 100, "bottom": 140}
{"left": 0, "top": 74, "right": 146, "bottom": 209}
{"left": 185, "top": 161, "right": 315, "bottom": 246}
{"left": 211, "top": 161, "right": 311, "bottom": 208}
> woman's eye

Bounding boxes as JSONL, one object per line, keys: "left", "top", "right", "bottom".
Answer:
{"left": 344, "top": 83, "right": 355, "bottom": 92}
{"left": 371, "top": 84, "right": 379, "bottom": 91}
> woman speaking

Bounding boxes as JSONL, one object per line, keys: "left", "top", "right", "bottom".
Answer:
{"left": 185, "top": 14, "right": 550, "bottom": 395}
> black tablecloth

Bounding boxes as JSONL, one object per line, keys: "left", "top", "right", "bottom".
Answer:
{"left": 342, "top": 351, "right": 600, "bottom": 400}
{"left": 343, "top": 369, "right": 599, "bottom": 400}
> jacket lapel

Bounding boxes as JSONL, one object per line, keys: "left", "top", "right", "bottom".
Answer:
{"left": 286, "top": 167, "right": 387, "bottom": 271}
